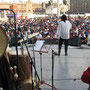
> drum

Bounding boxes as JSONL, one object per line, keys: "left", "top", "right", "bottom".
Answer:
{"left": 8, "top": 50, "right": 31, "bottom": 82}
{"left": 0, "top": 26, "right": 8, "bottom": 58}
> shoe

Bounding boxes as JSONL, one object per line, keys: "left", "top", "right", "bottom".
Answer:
{"left": 54, "top": 52, "right": 58, "bottom": 55}
{"left": 65, "top": 53, "right": 68, "bottom": 56}
{"left": 54, "top": 52, "right": 60, "bottom": 56}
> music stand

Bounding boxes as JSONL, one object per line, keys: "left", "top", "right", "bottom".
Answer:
{"left": 33, "top": 40, "right": 57, "bottom": 89}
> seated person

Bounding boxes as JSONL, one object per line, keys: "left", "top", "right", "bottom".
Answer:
{"left": 79, "top": 29, "right": 88, "bottom": 44}
{"left": 87, "top": 31, "right": 90, "bottom": 45}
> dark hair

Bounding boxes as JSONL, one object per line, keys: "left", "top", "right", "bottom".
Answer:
{"left": 61, "top": 15, "right": 67, "bottom": 22}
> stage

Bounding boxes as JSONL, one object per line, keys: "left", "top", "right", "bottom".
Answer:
{"left": 28, "top": 45, "right": 90, "bottom": 90}
{"left": 10, "top": 45, "right": 90, "bottom": 90}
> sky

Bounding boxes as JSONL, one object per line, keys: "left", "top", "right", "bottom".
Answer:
{"left": 0, "top": 0, "right": 63, "bottom": 4}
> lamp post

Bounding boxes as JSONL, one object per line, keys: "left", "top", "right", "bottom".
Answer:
{"left": 57, "top": 0, "right": 60, "bottom": 18}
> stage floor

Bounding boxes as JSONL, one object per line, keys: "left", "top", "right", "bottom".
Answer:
{"left": 11, "top": 45, "right": 90, "bottom": 90}
{"left": 29, "top": 45, "right": 90, "bottom": 90}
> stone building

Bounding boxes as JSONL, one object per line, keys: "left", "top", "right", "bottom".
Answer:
{"left": 0, "top": 0, "right": 43, "bottom": 19}
{"left": 0, "top": 0, "right": 70, "bottom": 19}
{"left": 0, "top": 1, "right": 33, "bottom": 19}
{"left": 32, "top": 3, "right": 43, "bottom": 14}
{"left": 45, "top": 0, "right": 69, "bottom": 15}
{"left": 69, "top": 0, "right": 90, "bottom": 14}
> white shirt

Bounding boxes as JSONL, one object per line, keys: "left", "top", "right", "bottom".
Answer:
{"left": 36, "top": 34, "right": 42, "bottom": 39}
{"left": 56, "top": 20, "right": 72, "bottom": 39}
{"left": 87, "top": 34, "right": 90, "bottom": 45}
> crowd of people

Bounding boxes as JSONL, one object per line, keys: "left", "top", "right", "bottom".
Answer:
{"left": 0, "top": 15, "right": 90, "bottom": 46}
{"left": 70, "top": 16, "right": 90, "bottom": 45}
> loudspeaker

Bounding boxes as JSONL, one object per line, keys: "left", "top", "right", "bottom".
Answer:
{"left": 68, "top": 37, "right": 80, "bottom": 46}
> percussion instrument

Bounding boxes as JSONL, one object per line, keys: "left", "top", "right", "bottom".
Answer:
{"left": 18, "top": 32, "right": 39, "bottom": 43}
{"left": 8, "top": 50, "right": 40, "bottom": 89}
{"left": 22, "top": 78, "right": 41, "bottom": 90}
{"left": 0, "top": 26, "right": 8, "bottom": 58}
{"left": 8, "top": 50, "right": 31, "bottom": 82}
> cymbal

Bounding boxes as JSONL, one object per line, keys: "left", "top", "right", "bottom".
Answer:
{"left": 0, "top": 26, "right": 8, "bottom": 58}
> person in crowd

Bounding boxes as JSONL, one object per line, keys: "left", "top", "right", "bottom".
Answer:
{"left": 87, "top": 30, "right": 90, "bottom": 45}
{"left": 78, "top": 28, "right": 88, "bottom": 44}
{"left": 73, "top": 26, "right": 78, "bottom": 37}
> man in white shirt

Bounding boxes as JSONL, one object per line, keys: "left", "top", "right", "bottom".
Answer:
{"left": 56, "top": 15, "right": 72, "bottom": 56}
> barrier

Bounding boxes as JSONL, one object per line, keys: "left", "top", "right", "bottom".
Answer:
{"left": 9, "top": 37, "right": 81, "bottom": 46}
{"left": 68, "top": 37, "right": 81, "bottom": 46}
{"left": 41, "top": 37, "right": 81, "bottom": 46}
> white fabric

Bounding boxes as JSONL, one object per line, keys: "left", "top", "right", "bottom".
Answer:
{"left": 56, "top": 20, "right": 72, "bottom": 39}
{"left": 87, "top": 35, "right": 90, "bottom": 45}
{"left": 36, "top": 34, "right": 42, "bottom": 39}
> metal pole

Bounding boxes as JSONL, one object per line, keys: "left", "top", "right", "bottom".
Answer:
{"left": 57, "top": 0, "right": 60, "bottom": 18}
{"left": 0, "top": 9, "right": 22, "bottom": 90}
{"left": 0, "top": 9, "right": 18, "bottom": 73}
{"left": 52, "top": 50, "right": 54, "bottom": 90}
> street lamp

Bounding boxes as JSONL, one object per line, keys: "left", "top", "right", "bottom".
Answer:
{"left": 57, "top": 0, "right": 60, "bottom": 18}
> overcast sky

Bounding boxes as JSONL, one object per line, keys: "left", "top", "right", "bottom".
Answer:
{"left": 0, "top": 0, "right": 63, "bottom": 3}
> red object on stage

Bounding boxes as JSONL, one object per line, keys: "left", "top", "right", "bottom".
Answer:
{"left": 81, "top": 67, "right": 90, "bottom": 84}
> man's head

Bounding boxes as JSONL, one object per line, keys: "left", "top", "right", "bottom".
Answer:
{"left": 61, "top": 15, "right": 67, "bottom": 22}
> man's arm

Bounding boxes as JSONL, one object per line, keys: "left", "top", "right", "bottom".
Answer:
{"left": 55, "top": 23, "right": 61, "bottom": 39}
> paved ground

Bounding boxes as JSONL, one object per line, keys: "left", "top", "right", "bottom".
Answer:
{"left": 29, "top": 45, "right": 90, "bottom": 90}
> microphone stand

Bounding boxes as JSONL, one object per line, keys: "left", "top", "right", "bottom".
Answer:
{"left": 52, "top": 50, "right": 54, "bottom": 90}
{"left": 32, "top": 44, "right": 38, "bottom": 89}
{"left": 20, "top": 43, "right": 24, "bottom": 55}
{"left": 20, "top": 34, "right": 40, "bottom": 90}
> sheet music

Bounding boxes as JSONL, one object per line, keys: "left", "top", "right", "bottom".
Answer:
{"left": 34, "top": 40, "right": 45, "bottom": 51}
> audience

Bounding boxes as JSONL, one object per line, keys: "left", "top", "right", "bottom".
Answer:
{"left": 0, "top": 16, "right": 90, "bottom": 46}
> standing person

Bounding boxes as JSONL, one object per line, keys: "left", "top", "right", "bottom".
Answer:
{"left": 56, "top": 15, "right": 72, "bottom": 56}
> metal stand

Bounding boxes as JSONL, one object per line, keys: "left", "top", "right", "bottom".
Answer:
{"left": 33, "top": 44, "right": 57, "bottom": 90}
{"left": 32, "top": 45, "right": 38, "bottom": 89}
{"left": 20, "top": 35, "right": 40, "bottom": 90}
{"left": 52, "top": 50, "right": 54, "bottom": 90}
{"left": 38, "top": 51, "right": 57, "bottom": 90}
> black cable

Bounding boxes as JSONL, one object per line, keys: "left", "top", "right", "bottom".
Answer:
{"left": 44, "top": 78, "right": 81, "bottom": 81}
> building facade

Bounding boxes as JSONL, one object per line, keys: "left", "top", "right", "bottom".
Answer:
{"left": 0, "top": 0, "right": 70, "bottom": 19}
{"left": 69, "top": 0, "right": 90, "bottom": 14}
{"left": 0, "top": 0, "right": 43, "bottom": 19}
{"left": 45, "top": 1, "right": 69, "bottom": 15}
{"left": 32, "top": 3, "right": 43, "bottom": 14}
